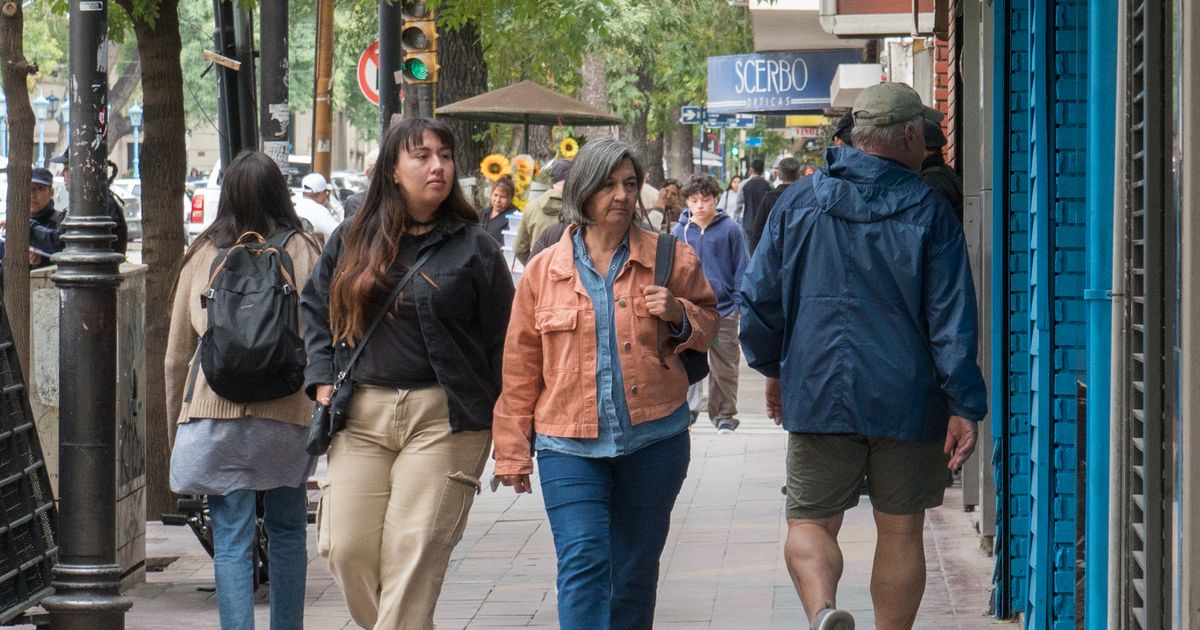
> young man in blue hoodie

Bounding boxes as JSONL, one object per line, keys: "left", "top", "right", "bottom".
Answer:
{"left": 672, "top": 174, "right": 749, "bottom": 433}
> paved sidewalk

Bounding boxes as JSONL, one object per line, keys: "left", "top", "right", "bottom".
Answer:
{"left": 76, "top": 363, "right": 1004, "bottom": 628}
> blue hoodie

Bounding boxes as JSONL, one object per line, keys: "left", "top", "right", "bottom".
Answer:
{"left": 739, "top": 146, "right": 987, "bottom": 442}
{"left": 671, "top": 209, "right": 748, "bottom": 317}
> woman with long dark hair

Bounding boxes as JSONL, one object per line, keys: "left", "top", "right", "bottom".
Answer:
{"left": 165, "top": 151, "right": 322, "bottom": 630}
{"left": 302, "top": 118, "right": 514, "bottom": 629}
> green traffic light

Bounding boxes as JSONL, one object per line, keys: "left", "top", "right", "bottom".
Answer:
{"left": 405, "top": 59, "right": 429, "bottom": 81}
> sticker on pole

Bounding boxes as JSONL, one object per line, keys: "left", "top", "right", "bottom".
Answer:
{"left": 357, "top": 40, "right": 380, "bottom": 106}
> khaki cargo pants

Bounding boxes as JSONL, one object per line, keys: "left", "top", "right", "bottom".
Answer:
{"left": 318, "top": 384, "right": 491, "bottom": 630}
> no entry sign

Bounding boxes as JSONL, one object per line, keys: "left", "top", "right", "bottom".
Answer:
{"left": 357, "top": 40, "right": 379, "bottom": 106}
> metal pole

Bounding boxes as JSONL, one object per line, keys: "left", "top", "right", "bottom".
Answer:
{"left": 131, "top": 125, "right": 139, "bottom": 178}
{"left": 416, "top": 83, "right": 433, "bottom": 119}
{"left": 379, "top": 0, "right": 403, "bottom": 131}
{"left": 233, "top": 6, "right": 258, "bottom": 153}
{"left": 213, "top": 0, "right": 241, "bottom": 166}
{"left": 719, "top": 127, "right": 726, "bottom": 183}
{"left": 312, "top": 0, "right": 334, "bottom": 178}
{"left": 259, "top": 0, "right": 289, "bottom": 172}
{"left": 41, "top": 0, "right": 130, "bottom": 624}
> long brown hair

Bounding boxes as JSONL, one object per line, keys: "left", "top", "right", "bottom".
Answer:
{"left": 329, "top": 118, "right": 477, "bottom": 344}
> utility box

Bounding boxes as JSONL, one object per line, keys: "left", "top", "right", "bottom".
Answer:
{"left": 28, "top": 263, "right": 148, "bottom": 589}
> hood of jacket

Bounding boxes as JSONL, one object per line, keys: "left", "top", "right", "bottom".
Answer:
{"left": 538, "top": 188, "right": 563, "bottom": 217}
{"left": 811, "top": 146, "right": 931, "bottom": 224}
{"left": 676, "top": 208, "right": 733, "bottom": 235}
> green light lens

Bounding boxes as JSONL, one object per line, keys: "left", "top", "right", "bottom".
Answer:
{"left": 405, "top": 59, "right": 429, "bottom": 80}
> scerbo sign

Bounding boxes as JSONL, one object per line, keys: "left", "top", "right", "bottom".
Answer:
{"left": 707, "top": 49, "right": 862, "bottom": 114}
{"left": 734, "top": 57, "right": 810, "bottom": 95}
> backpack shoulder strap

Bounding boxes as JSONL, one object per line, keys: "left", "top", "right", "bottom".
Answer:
{"left": 267, "top": 229, "right": 298, "bottom": 291}
{"left": 654, "top": 233, "right": 675, "bottom": 288}
{"left": 652, "top": 234, "right": 677, "bottom": 367}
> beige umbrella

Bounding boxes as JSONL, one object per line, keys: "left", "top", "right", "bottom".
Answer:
{"left": 436, "top": 80, "right": 625, "bottom": 148}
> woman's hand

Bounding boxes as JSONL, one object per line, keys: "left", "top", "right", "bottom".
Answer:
{"left": 643, "top": 285, "right": 683, "bottom": 326}
{"left": 315, "top": 384, "right": 334, "bottom": 406}
{"left": 496, "top": 474, "right": 533, "bottom": 494}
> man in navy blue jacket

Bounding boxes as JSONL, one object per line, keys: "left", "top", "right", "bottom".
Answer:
{"left": 739, "top": 83, "right": 987, "bottom": 630}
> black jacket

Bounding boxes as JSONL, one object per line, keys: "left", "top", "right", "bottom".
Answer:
{"left": 920, "top": 154, "right": 963, "bottom": 224}
{"left": 737, "top": 175, "right": 771, "bottom": 244}
{"left": 745, "top": 181, "right": 796, "bottom": 255}
{"left": 301, "top": 218, "right": 515, "bottom": 432}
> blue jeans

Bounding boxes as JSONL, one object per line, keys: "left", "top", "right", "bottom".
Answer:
{"left": 538, "top": 431, "right": 690, "bottom": 630}
{"left": 208, "top": 485, "right": 308, "bottom": 630}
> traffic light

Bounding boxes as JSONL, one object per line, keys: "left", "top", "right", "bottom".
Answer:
{"left": 400, "top": 2, "right": 438, "bottom": 85}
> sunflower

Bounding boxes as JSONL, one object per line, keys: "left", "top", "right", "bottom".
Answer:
{"left": 512, "top": 154, "right": 536, "bottom": 175}
{"left": 480, "top": 154, "right": 511, "bottom": 181}
{"left": 514, "top": 170, "right": 533, "bottom": 190}
{"left": 512, "top": 196, "right": 528, "bottom": 211}
{"left": 559, "top": 138, "right": 579, "bottom": 159}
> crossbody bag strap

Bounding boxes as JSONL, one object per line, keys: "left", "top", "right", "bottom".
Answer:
{"left": 333, "top": 241, "right": 444, "bottom": 388}
{"left": 653, "top": 234, "right": 676, "bottom": 368}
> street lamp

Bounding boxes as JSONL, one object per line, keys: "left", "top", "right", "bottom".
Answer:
{"left": 0, "top": 92, "right": 8, "bottom": 159}
{"left": 127, "top": 100, "right": 143, "bottom": 178}
{"left": 33, "top": 90, "right": 49, "bottom": 166}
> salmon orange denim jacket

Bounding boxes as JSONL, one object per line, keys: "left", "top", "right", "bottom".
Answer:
{"left": 493, "top": 225, "right": 719, "bottom": 476}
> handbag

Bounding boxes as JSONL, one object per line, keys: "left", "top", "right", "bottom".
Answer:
{"left": 652, "top": 234, "right": 710, "bottom": 385}
{"left": 306, "top": 241, "right": 443, "bottom": 455}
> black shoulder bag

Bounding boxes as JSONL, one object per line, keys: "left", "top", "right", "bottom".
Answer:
{"left": 306, "top": 242, "right": 442, "bottom": 455}
{"left": 653, "top": 234, "right": 710, "bottom": 385}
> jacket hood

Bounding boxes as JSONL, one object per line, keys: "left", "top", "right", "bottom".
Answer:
{"left": 811, "top": 146, "right": 931, "bottom": 223}
{"left": 541, "top": 189, "right": 563, "bottom": 217}
{"left": 677, "top": 208, "right": 732, "bottom": 232}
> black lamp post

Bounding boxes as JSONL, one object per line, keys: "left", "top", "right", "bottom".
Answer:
{"left": 39, "top": 0, "right": 131, "bottom": 626}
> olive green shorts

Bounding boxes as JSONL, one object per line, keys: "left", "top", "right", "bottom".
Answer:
{"left": 785, "top": 433, "right": 950, "bottom": 520}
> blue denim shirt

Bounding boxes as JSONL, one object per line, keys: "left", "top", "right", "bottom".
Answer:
{"left": 535, "top": 229, "right": 690, "bottom": 458}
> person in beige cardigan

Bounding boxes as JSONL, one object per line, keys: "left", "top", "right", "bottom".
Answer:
{"left": 164, "top": 151, "right": 321, "bottom": 630}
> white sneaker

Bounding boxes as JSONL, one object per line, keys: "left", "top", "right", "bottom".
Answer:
{"left": 716, "top": 421, "right": 737, "bottom": 434}
{"left": 814, "top": 607, "right": 855, "bottom": 630}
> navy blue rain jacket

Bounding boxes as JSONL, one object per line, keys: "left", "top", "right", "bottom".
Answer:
{"left": 739, "top": 146, "right": 987, "bottom": 442}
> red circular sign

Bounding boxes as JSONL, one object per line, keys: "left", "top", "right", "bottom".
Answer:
{"left": 357, "top": 40, "right": 380, "bottom": 106}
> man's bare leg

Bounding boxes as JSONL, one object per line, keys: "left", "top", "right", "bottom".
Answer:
{"left": 784, "top": 514, "right": 845, "bottom": 624}
{"left": 870, "top": 510, "right": 926, "bottom": 629}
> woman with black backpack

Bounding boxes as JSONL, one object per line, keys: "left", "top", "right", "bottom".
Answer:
{"left": 301, "top": 118, "right": 514, "bottom": 629}
{"left": 165, "top": 151, "right": 322, "bottom": 630}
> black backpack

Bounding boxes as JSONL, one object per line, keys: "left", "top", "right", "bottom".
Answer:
{"left": 654, "top": 234, "right": 710, "bottom": 385}
{"left": 197, "top": 230, "right": 306, "bottom": 402}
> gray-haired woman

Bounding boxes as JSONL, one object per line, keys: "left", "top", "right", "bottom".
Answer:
{"left": 493, "top": 138, "right": 720, "bottom": 628}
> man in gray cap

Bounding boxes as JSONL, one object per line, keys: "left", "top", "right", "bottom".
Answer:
{"left": 739, "top": 82, "right": 986, "bottom": 629}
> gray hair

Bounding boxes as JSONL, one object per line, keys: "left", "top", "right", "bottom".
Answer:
{"left": 561, "top": 138, "right": 646, "bottom": 225}
{"left": 850, "top": 114, "right": 923, "bottom": 154}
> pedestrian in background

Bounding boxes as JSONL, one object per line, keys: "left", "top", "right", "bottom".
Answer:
{"left": 920, "top": 116, "right": 964, "bottom": 223}
{"left": 342, "top": 146, "right": 379, "bottom": 221}
{"left": 716, "top": 174, "right": 744, "bottom": 223}
{"left": 493, "top": 138, "right": 719, "bottom": 629}
{"left": 737, "top": 158, "right": 771, "bottom": 232}
{"left": 165, "top": 151, "right": 322, "bottom": 630}
{"left": 295, "top": 172, "right": 340, "bottom": 243}
{"left": 647, "top": 177, "right": 683, "bottom": 234}
{"left": 514, "top": 159, "right": 572, "bottom": 264}
{"left": 744, "top": 156, "right": 802, "bottom": 255}
{"left": 479, "top": 175, "right": 518, "bottom": 243}
{"left": 739, "top": 82, "right": 986, "bottom": 630}
{"left": 672, "top": 173, "right": 748, "bottom": 433}
{"left": 302, "top": 118, "right": 514, "bottom": 630}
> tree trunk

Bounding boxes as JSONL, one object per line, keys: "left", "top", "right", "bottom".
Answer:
{"left": 103, "top": 47, "right": 142, "bottom": 157}
{"left": 648, "top": 133, "right": 665, "bottom": 184}
{"left": 580, "top": 53, "right": 614, "bottom": 140}
{"left": 618, "top": 67, "right": 658, "bottom": 185}
{"left": 116, "top": 0, "right": 187, "bottom": 519}
{"left": 665, "top": 111, "right": 693, "bottom": 178}
{"left": 435, "top": 19, "right": 487, "bottom": 179}
{"left": 1, "top": 0, "right": 36, "bottom": 375}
